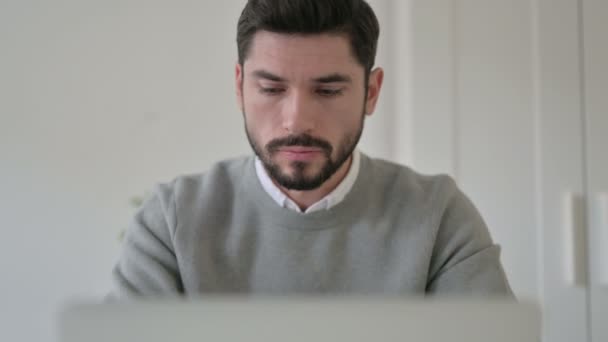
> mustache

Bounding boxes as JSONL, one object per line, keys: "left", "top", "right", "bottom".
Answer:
{"left": 266, "top": 134, "right": 333, "bottom": 154}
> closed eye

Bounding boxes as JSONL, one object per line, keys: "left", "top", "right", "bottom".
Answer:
{"left": 259, "top": 87, "right": 285, "bottom": 95}
{"left": 316, "top": 88, "right": 343, "bottom": 97}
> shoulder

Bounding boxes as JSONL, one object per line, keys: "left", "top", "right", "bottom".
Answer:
{"left": 151, "top": 155, "right": 254, "bottom": 214}
{"left": 363, "top": 155, "right": 458, "bottom": 208}
{"left": 171, "top": 155, "right": 252, "bottom": 193}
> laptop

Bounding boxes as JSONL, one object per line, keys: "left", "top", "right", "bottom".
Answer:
{"left": 57, "top": 296, "right": 540, "bottom": 342}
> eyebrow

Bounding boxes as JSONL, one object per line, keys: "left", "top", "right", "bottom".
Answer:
{"left": 252, "top": 70, "right": 286, "bottom": 82}
{"left": 251, "top": 69, "right": 352, "bottom": 84}
{"left": 313, "top": 73, "right": 352, "bottom": 84}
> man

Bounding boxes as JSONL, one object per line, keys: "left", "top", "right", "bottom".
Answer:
{"left": 111, "top": 0, "right": 512, "bottom": 297}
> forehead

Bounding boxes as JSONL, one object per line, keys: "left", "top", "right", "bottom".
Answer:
{"left": 244, "top": 30, "right": 363, "bottom": 79}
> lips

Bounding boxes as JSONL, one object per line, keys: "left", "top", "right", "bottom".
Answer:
{"left": 279, "top": 147, "right": 323, "bottom": 153}
{"left": 276, "top": 147, "right": 324, "bottom": 161}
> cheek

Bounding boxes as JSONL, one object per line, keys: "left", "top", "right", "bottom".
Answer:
{"left": 323, "top": 99, "right": 363, "bottom": 131}
{"left": 244, "top": 96, "right": 282, "bottom": 144}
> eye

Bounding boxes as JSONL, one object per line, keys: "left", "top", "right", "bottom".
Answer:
{"left": 259, "top": 87, "right": 285, "bottom": 95}
{"left": 316, "top": 88, "right": 343, "bottom": 97}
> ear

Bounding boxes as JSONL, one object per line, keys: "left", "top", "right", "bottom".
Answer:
{"left": 235, "top": 62, "right": 244, "bottom": 112}
{"left": 364, "top": 67, "right": 384, "bottom": 116}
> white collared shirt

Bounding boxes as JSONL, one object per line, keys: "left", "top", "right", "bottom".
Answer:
{"left": 255, "top": 150, "right": 360, "bottom": 214}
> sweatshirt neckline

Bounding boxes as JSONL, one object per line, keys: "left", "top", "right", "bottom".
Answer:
{"left": 241, "top": 153, "right": 372, "bottom": 230}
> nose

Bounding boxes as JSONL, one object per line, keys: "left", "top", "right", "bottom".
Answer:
{"left": 281, "top": 90, "right": 316, "bottom": 135}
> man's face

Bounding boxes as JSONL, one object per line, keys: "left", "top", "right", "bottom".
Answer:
{"left": 236, "top": 31, "right": 382, "bottom": 191}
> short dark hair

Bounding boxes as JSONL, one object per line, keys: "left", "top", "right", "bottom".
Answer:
{"left": 236, "top": 0, "right": 380, "bottom": 73}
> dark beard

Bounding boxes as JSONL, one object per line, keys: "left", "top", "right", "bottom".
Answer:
{"left": 245, "top": 119, "right": 364, "bottom": 191}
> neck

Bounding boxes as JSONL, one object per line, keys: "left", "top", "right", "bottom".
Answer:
{"left": 277, "top": 155, "right": 353, "bottom": 211}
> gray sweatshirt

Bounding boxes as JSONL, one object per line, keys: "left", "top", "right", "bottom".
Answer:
{"left": 111, "top": 153, "right": 513, "bottom": 297}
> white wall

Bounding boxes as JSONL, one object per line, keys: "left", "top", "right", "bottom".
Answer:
{"left": 407, "top": 0, "right": 542, "bottom": 301}
{"left": 0, "top": 1, "right": 397, "bottom": 341}
{"left": 407, "top": 2, "right": 607, "bottom": 341}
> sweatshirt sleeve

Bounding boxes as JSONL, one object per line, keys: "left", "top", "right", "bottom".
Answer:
{"left": 109, "top": 182, "right": 184, "bottom": 299}
{"left": 425, "top": 177, "right": 514, "bottom": 297}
